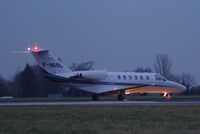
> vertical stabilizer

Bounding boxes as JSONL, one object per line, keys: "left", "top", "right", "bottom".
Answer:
{"left": 31, "top": 49, "right": 71, "bottom": 75}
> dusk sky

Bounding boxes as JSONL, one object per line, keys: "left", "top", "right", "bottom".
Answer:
{"left": 0, "top": 0, "right": 200, "bottom": 83}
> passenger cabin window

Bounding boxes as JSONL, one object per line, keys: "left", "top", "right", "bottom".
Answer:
{"left": 117, "top": 75, "right": 121, "bottom": 80}
{"left": 134, "top": 75, "right": 138, "bottom": 80}
{"left": 123, "top": 75, "right": 127, "bottom": 80}
{"left": 140, "top": 76, "right": 143, "bottom": 80}
{"left": 146, "top": 76, "right": 150, "bottom": 80}
{"left": 129, "top": 75, "right": 132, "bottom": 80}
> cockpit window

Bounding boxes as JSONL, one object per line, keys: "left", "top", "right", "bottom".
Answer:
{"left": 155, "top": 75, "right": 167, "bottom": 81}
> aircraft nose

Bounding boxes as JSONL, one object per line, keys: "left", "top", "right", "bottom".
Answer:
{"left": 177, "top": 83, "right": 187, "bottom": 91}
{"left": 170, "top": 81, "right": 187, "bottom": 92}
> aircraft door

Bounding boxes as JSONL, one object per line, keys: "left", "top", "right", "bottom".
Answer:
{"left": 107, "top": 74, "right": 115, "bottom": 82}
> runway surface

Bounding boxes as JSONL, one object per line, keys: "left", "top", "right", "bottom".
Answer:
{"left": 0, "top": 100, "right": 200, "bottom": 106}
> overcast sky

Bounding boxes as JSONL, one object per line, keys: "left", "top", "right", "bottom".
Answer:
{"left": 0, "top": 0, "right": 200, "bottom": 83}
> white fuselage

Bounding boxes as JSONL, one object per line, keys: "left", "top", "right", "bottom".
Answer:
{"left": 61, "top": 71, "right": 186, "bottom": 95}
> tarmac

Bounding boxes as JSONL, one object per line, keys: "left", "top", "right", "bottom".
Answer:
{"left": 0, "top": 100, "right": 200, "bottom": 106}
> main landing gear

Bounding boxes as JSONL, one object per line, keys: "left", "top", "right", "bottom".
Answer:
{"left": 117, "top": 90, "right": 126, "bottom": 101}
{"left": 92, "top": 94, "right": 99, "bottom": 101}
{"left": 92, "top": 90, "right": 126, "bottom": 101}
{"left": 163, "top": 92, "right": 172, "bottom": 100}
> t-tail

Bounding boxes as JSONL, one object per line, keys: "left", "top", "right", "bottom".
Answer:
{"left": 28, "top": 46, "right": 71, "bottom": 75}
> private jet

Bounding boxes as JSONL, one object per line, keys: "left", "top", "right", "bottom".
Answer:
{"left": 23, "top": 45, "right": 186, "bottom": 100}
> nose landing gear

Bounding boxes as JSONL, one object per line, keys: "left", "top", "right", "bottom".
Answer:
{"left": 163, "top": 92, "right": 172, "bottom": 100}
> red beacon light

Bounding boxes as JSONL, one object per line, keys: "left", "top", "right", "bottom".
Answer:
{"left": 26, "top": 44, "right": 41, "bottom": 52}
{"left": 26, "top": 45, "right": 41, "bottom": 52}
{"left": 34, "top": 46, "right": 38, "bottom": 50}
{"left": 31, "top": 44, "right": 41, "bottom": 52}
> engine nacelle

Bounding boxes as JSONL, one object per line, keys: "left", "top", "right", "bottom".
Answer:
{"left": 78, "top": 70, "right": 107, "bottom": 80}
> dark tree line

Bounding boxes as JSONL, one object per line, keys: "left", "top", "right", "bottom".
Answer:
{"left": 0, "top": 61, "right": 94, "bottom": 98}
{"left": 134, "top": 67, "right": 152, "bottom": 73}
{"left": 0, "top": 64, "right": 66, "bottom": 97}
{"left": 70, "top": 61, "right": 94, "bottom": 71}
{"left": 0, "top": 75, "right": 9, "bottom": 97}
{"left": 154, "top": 54, "right": 172, "bottom": 79}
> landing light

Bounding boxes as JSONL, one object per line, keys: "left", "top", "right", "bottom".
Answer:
{"left": 125, "top": 91, "right": 131, "bottom": 95}
{"left": 163, "top": 92, "right": 167, "bottom": 97}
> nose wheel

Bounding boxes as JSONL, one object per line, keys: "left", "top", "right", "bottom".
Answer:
{"left": 163, "top": 93, "right": 172, "bottom": 100}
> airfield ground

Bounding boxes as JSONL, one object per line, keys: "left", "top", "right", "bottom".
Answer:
{"left": 0, "top": 105, "right": 200, "bottom": 134}
{"left": 0, "top": 96, "right": 200, "bottom": 134}
{"left": 1, "top": 95, "right": 200, "bottom": 102}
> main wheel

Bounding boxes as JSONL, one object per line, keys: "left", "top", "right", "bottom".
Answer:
{"left": 92, "top": 94, "right": 99, "bottom": 101}
{"left": 117, "top": 90, "right": 125, "bottom": 100}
